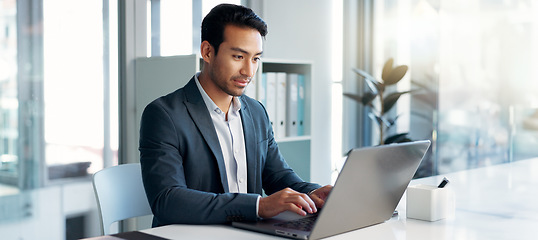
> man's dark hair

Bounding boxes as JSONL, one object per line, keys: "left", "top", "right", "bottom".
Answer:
{"left": 201, "top": 4, "right": 267, "bottom": 55}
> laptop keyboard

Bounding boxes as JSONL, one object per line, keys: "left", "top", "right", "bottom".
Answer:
{"left": 274, "top": 215, "right": 318, "bottom": 232}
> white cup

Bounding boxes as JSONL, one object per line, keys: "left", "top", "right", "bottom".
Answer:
{"left": 406, "top": 184, "right": 455, "bottom": 221}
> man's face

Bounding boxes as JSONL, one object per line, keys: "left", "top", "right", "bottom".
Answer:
{"left": 207, "top": 24, "right": 263, "bottom": 97}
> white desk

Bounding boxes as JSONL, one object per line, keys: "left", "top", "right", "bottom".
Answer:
{"left": 139, "top": 158, "right": 538, "bottom": 239}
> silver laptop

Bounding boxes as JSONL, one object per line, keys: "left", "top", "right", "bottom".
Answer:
{"left": 232, "top": 140, "right": 431, "bottom": 239}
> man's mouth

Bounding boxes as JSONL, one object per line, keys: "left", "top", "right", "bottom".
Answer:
{"left": 234, "top": 78, "right": 251, "bottom": 87}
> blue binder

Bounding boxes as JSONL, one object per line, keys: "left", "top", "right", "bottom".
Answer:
{"left": 297, "top": 74, "right": 305, "bottom": 136}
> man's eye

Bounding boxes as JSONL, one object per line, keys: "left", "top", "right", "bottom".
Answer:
{"left": 253, "top": 57, "right": 261, "bottom": 62}
{"left": 233, "top": 55, "right": 243, "bottom": 60}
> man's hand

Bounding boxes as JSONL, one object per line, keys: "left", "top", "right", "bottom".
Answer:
{"left": 258, "top": 188, "right": 317, "bottom": 219}
{"left": 258, "top": 185, "right": 334, "bottom": 219}
{"left": 308, "top": 185, "right": 333, "bottom": 208}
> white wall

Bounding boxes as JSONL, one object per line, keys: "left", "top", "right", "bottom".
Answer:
{"left": 260, "top": 0, "right": 334, "bottom": 185}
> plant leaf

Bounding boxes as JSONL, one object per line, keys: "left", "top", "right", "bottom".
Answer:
{"left": 381, "top": 58, "right": 394, "bottom": 81}
{"left": 384, "top": 65, "right": 408, "bottom": 85}
{"left": 382, "top": 91, "right": 412, "bottom": 114}
{"left": 361, "top": 92, "right": 377, "bottom": 105}
{"left": 343, "top": 92, "right": 377, "bottom": 106}
{"left": 368, "top": 112, "right": 383, "bottom": 127}
{"left": 363, "top": 78, "right": 380, "bottom": 95}
{"left": 352, "top": 68, "right": 376, "bottom": 81}
{"left": 386, "top": 115, "right": 401, "bottom": 127}
{"left": 384, "top": 133, "right": 412, "bottom": 144}
{"left": 343, "top": 93, "right": 362, "bottom": 103}
{"left": 369, "top": 112, "right": 391, "bottom": 127}
{"left": 353, "top": 68, "right": 382, "bottom": 93}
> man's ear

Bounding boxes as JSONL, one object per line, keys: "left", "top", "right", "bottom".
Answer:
{"left": 200, "top": 41, "right": 213, "bottom": 64}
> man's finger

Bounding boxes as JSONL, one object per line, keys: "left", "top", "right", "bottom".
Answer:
{"left": 292, "top": 193, "right": 316, "bottom": 214}
{"left": 302, "top": 193, "right": 317, "bottom": 213}
{"left": 310, "top": 194, "right": 326, "bottom": 208}
{"left": 288, "top": 203, "right": 307, "bottom": 216}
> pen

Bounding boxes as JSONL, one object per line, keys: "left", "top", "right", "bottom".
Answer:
{"left": 437, "top": 177, "right": 450, "bottom": 188}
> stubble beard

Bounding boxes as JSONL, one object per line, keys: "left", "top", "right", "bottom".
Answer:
{"left": 210, "top": 71, "right": 249, "bottom": 97}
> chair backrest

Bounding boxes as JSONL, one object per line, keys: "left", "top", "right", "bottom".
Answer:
{"left": 92, "top": 163, "right": 153, "bottom": 235}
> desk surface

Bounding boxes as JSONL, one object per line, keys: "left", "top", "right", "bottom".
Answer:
{"left": 138, "top": 158, "right": 538, "bottom": 240}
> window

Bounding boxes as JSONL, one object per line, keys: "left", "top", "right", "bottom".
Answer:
{"left": 0, "top": 0, "right": 118, "bottom": 223}
{"left": 43, "top": 0, "right": 118, "bottom": 180}
{"left": 370, "top": 0, "right": 538, "bottom": 176}
{"left": 148, "top": 0, "right": 192, "bottom": 56}
{"left": 147, "top": 0, "right": 239, "bottom": 57}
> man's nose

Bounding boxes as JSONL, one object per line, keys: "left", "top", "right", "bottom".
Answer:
{"left": 240, "top": 61, "right": 257, "bottom": 78}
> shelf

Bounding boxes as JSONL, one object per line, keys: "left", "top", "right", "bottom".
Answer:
{"left": 256, "top": 59, "right": 313, "bottom": 181}
{"left": 274, "top": 135, "right": 311, "bottom": 143}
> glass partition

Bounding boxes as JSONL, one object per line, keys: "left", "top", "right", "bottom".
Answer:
{"left": 0, "top": 0, "right": 20, "bottom": 186}
{"left": 0, "top": 0, "right": 42, "bottom": 223}
{"left": 371, "top": 0, "right": 538, "bottom": 176}
{"left": 0, "top": 0, "right": 118, "bottom": 227}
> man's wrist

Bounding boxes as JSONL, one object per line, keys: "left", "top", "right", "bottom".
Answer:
{"left": 307, "top": 188, "right": 318, "bottom": 196}
{"left": 256, "top": 195, "right": 261, "bottom": 218}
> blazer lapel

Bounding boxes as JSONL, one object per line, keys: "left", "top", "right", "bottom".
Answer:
{"left": 239, "top": 97, "right": 259, "bottom": 193}
{"left": 183, "top": 78, "right": 230, "bottom": 192}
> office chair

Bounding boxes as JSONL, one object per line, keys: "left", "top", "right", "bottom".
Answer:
{"left": 92, "top": 163, "right": 153, "bottom": 235}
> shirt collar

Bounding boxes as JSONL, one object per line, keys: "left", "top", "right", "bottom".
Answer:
{"left": 194, "top": 72, "right": 242, "bottom": 115}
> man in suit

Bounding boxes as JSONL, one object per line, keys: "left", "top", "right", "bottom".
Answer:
{"left": 139, "top": 3, "right": 332, "bottom": 227}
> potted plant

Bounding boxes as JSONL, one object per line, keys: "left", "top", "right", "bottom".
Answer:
{"left": 344, "top": 58, "right": 414, "bottom": 145}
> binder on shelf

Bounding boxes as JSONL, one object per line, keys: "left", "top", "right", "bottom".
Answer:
{"left": 286, "top": 73, "right": 299, "bottom": 137}
{"left": 265, "top": 72, "right": 277, "bottom": 130}
{"left": 275, "top": 72, "right": 287, "bottom": 139}
{"left": 243, "top": 79, "right": 256, "bottom": 99}
{"left": 257, "top": 72, "right": 267, "bottom": 107}
{"left": 297, "top": 74, "right": 305, "bottom": 136}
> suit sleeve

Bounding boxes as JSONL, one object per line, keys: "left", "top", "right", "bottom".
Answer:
{"left": 139, "top": 100, "right": 259, "bottom": 225}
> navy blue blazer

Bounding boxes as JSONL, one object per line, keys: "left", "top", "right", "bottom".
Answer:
{"left": 139, "top": 77, "right": 320, "bottom": 226}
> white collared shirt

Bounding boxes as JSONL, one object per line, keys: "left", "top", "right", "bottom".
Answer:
{"left": 195, "top": 74, "right": 248, "bottom": 193}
